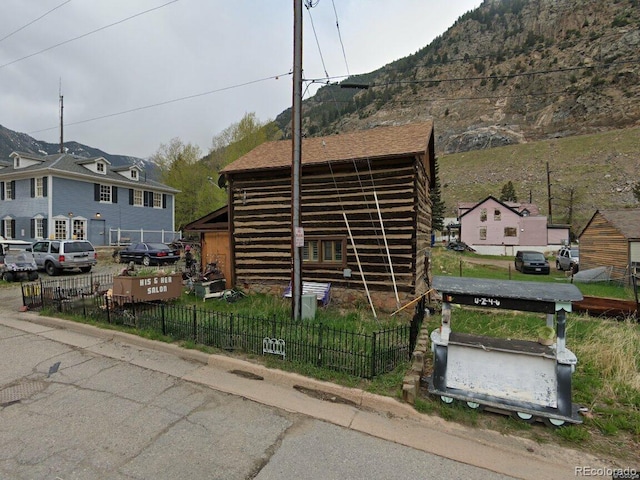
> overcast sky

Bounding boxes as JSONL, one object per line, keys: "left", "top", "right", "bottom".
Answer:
{"left": 1, "top": 0, "right": 482, "bottom": 159}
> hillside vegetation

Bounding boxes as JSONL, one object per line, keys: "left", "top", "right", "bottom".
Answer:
{"left": 439, "top": 125, "right": 640, "bottom": 235}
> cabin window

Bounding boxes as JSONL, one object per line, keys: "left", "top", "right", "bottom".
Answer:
{"left": 504, "top": 227, "right": 518, "bottom": 237}
{"left": 5, "top": 182, "right": 12, "bottom": 201}
{"left": 303, "top": 238, "right": 345, "bottom": 265}
{"left": 494, "top": 209, "right": 501, "bottom": 221}
{"left": 480, "top": 208, "right": 487, "bottom": 222}
{"left": 131, "top": 169, "right": 138, "bottom": 179}
{"left": 479, "top": 227, "right": 487, "bottom": 240}
{"left": 97, "top": 162, "right": 105, "bottom": 173}
{"left": 153, "top": 192, "right": 162, "bottom": 208}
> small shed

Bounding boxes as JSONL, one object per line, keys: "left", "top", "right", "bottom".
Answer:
{"left": 219, "top": 122, "right": 436, "bottom": 310}
{"left": 579, "top": 209, "right": 640, "bottom": 284}
{"left": 183, "top": 206, "right": 231, "bottom": 288}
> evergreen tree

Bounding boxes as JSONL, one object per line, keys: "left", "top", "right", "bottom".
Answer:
{"left": 500, "top": 181, "right": 518, "bottom": 202}
{"left": 430, "top": 158, "right": 446, "bottom": 232}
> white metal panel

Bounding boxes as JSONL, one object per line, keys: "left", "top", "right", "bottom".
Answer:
{"left": 447, "top": 344, "right": 557, "bottom": 407}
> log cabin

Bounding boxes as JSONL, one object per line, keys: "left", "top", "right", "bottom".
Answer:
{"left": 219, "top": 121, "right": 436, "bottom": 311}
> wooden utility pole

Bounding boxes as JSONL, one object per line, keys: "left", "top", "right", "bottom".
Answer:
{"left": 59, "top": 80, "right": 64, "bottom": 154}
{"left": 291, "top": 0, "right": 303, "bottom": 321}
{"left": 546, "top": 161, "right": 553, "bottom": 223}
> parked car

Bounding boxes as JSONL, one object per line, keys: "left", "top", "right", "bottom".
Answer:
{"left": 30, "top": 239, "right": 97, "bottom": 276}
{"left": 113, "top": 242, "right": 180, "bottom": 266}
{"left": 446, "top": 241, "right": 474, "bottom": 252}
{"left": 556, "top": 246, "right": 579, "bottom": 273}
{"left": 0, "top": 250, "right": 39, "bottom": 282}
{"left": 514, "top": 250, "right": 550, "bottom": 275}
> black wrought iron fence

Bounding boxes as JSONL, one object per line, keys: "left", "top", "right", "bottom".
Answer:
{"left": 21, "top": 277, "right": 423, "bottom": 379}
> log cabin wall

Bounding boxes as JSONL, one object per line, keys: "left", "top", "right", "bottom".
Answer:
{"left": 228, "top": 155, "right": 430, "bottom": 304}
{"left": 580, "top": 212, "right": 628, "bottom": 273}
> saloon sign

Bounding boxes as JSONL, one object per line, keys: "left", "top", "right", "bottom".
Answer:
{"left": 112, "top": 273, "right": 183, "bottom": 301}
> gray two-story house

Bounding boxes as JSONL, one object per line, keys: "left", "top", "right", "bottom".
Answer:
{"left": 0, "top": 151, "right": 179, "bottom": 246}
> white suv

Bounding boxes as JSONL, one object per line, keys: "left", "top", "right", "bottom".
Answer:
{"left": 556, "top": 246, "right": 579, "bottom": 273}
{"left": 30, "top": 240, "right": 97, "bottom": 276}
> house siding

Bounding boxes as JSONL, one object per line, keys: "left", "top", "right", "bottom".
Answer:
{"left": 229, "top": 157, "right": 423, "bottom": 295}
{"left": 0, "top": 177, "right": 48, "bottom": 241}
{"left": 580, "top": 213, "right": 628, "bottom": 273}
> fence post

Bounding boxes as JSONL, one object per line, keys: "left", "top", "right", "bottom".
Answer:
{"left": 39, "top": 279, "right": 44, "bottom": 309}
{"left": 272, "top": 314, "right": 277, "bottom": 338}
{"left": 193, "top": 305, "right": 197, "bottom": 342}
{"left": 371, "top": 331, "right": 377, "bottom": 378}
{"left": 228, "top": 314, "right": 234, "bottom": 351}
{"left": 161, "top": 303, "right": 166, "bottom": 336}
{"left": 317, "top": 323, "right": 323, "bottom": 367}
{"left": 106, "top": 296, "right": 111, "bottom": 324}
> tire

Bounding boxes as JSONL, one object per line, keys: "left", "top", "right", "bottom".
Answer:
{"left": 544, "top": 417, "right": 566, "bottom": 428}
{"left": 114, "top": 252, "right": 122, "bottom": 264}
{"left": 142, "top": 255, "right": 151, "bottom": 267}
{"left": 28, "top": 271, "right": 39, "bottom": 281}
{"left": 511, "top": 411, "right": 536, "bottom": 424}
{"left": 45, "top": 262, "right": 59, "bottom": 276}
{"left": 556, "top": 260, "right": 562, "bottom": 271}
{"left": 80, "top": 266, "right": 92, "bottom": 273}
{"left": 3, "top": 272, "right": 15, "bottom": 282}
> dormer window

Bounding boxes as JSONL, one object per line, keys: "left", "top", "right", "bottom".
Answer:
{"left": 97, "top": 162, "right": 105, "bottom": 173}
{"left": 131, "top": 169, "right": 138, "bottom": 180}
{"left": 15, "top": 158, "right": 20, "bottom": 168}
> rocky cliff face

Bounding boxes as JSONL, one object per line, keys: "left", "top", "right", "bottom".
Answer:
{"left": 278, "top": 0, "right": 640, "bottom": 154}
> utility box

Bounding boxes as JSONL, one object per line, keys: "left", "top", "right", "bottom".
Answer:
{"left": 301, "top": 294, "right": 317, "bottom": 320}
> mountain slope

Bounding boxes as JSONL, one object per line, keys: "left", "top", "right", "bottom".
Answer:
{"left": 277, "top": 0, "right": 640, "bottom": 154}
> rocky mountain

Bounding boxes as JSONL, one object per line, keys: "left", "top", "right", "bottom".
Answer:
{"left": 276, "top": 0, "right": 640, "bottom": 154}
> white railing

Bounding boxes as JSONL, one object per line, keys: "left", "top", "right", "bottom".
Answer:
{"left": 109, "top": 228, "right": 182, "bottom": 246}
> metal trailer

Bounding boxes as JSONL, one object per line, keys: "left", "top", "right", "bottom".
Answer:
{"left": 427, "top": 276, "right": 584, "bottom": 426}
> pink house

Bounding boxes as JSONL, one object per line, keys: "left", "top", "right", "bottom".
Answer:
{"left": 458, "top": 196, "right": 569, "bottom": 255}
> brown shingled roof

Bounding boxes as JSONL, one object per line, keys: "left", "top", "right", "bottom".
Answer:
{"left": 220, "top": 121, "right": 433, "bottom": 174}
{"left": 592, "top": 209, "right": 640, "bottom": 239}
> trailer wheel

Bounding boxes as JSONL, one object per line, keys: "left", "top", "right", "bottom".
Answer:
{"left": 512, "top": 411, "right": 536, "bottom": 423}
{"left": 466, "top": 401, "right": 483, "bottom": 410}
{"left": 440, "top": 395, "right": 454, "bottom": 404}
{"left": 544, "top": 417, "right": 566, "bottom": 428}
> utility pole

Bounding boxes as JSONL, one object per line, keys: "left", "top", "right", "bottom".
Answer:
{"left": 291, "top": 0, "right": 303, "bottom": 321}
{"left": 546, "top": 161, "right": 553, "bottom": 224}
{"left": 59, "top": 79, "right": 64, "bottom": 154}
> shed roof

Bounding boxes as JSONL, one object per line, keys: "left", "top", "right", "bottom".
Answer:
{"left": 220, "top": 121, "right": 433, "bottom": 174}
{"left": 581, "top": 209, "right": 640, "bottom": 240}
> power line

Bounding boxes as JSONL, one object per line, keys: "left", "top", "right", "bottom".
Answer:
{"left": 28, "top": 72, "right": 292, "bottom": 135}
{"left": 331, "top": 0, "right": 350, "bottom": 76}
{"left": 0, "top": 0, "right": 71, "bottom": 44}
{"left": 0, "top": 0, "right": 179, "bottom": 71}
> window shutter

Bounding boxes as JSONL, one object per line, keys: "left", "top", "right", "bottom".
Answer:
{"left": 129, "top": 189, "right": 134, "bottom": 205}
{"left": 10, "top": 219, "right": 15, "bottom": 238}
{"left": 11, "top": 181, "right": 16, "bottom": 199}
{"left": 112, "top": 186, "right": 118, "bottom": 203}
{"left": 94, "top": 184, "right": 100, "bottom": 201}
{"left": 30, "top": 219, "right": 35, "bottom": 238}
{"left": 1, "top": 182, "right": 4, "bottom": 201}
{"left": 0, "top": 220, "right": 3, "bottom": 235}
{"left": 31, "top": 178, "right": 35, "bottom": 198}
{"left": 162, "top": 194, "right": 167, "bottom": 209}
{"left": 144, "top": 191, "right": 151, "bottom": 207}
{"left": 42, "top": 177, "right": 47, "bottom": 197}
{"left": 43, "top": 219, "right": 48, "bottom": 236}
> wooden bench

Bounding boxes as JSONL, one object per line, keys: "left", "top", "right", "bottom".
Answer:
{"left": 283, "top": 281, "right": 331, "bottom": 307}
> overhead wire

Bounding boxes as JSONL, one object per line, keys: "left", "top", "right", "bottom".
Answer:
{"left": 28, "top": 71, "right": 292, "bottom": 135}
{"left": 0, "top": 0, "right": 179, "bottom": 71}
{"left": 0, "top": 0, "right": 72, "bottom": 44}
